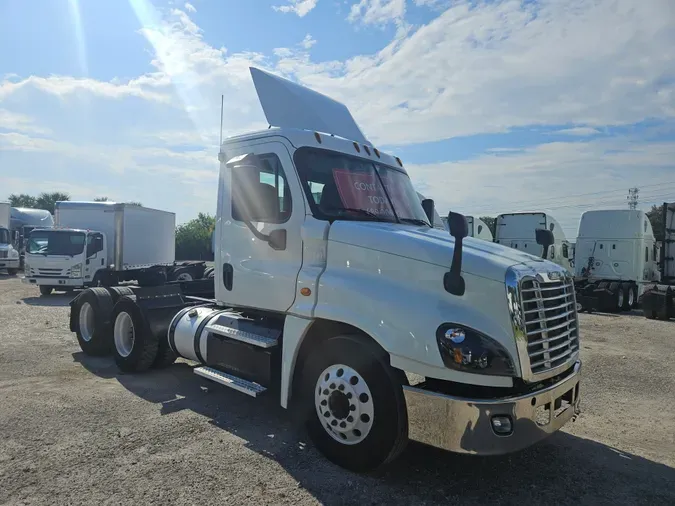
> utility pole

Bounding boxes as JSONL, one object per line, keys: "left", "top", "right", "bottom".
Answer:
{"left": 627, "top": 187, "right": 639, "bottom": 210}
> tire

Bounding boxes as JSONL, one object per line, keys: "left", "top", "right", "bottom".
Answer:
{"left": 39, "top": 285, "right": 53, "bottom": 296}
{"left": 300, "top": 334, "right": 408, "bottom": 472}
{"left": 207, "top": 269, "right": 215, "bottom": 279}
{"left": 107, "top": 286, "right": 135, "bottom": 304}
{"left": 630, "top": 286, "right": 638, "bottom": 309}
{"left": 71, "top": 288, "right": 114, "bottom": 356}
{"left": 171, "top": 267, "right": 194, "bottom": 282}
{"left": 203, "top": 267, "right": 214, "bottom": 279}
{"left": 111, "top": 295, "right": 159, "bottom": 373}
{"left": 153, "top": 341, "right": 177, "bottom": 369}
{"left": 7, "top": 268, "right": 18, "bottom": 276}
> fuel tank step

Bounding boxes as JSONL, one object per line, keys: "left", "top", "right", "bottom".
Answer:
{"left": 205, "top": 322, "right": 279, "bottom": 348}
{"left": 194, "top": 366, "right": 267, "bottom": 397}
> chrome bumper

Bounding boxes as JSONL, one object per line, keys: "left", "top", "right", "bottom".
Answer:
{"left": 0, "top": 259, "right": 20, "bottom": 268}
{"left": 403, "top": 360, "right": 581, "bottom": 455}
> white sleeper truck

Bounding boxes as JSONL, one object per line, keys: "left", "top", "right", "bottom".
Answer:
{"left": 68, "top": 68, "right": 582, "bottom": 472}
{"left": 24, "top": 201, "right": 207, "bottom": 295}
{"left": 641, "top": 202, "right": 675, "bottom": 320}
{"left": 495, "top": 212, "right": 573, "bottom": 271}
{"left": 466, "top": 216, "right": 494, "bottom": 241}
{"left": 0, "top": 202, "right": 20, "bottom": 275}
{"left": 574, "top": 209, "right": 659, "bottom": 312}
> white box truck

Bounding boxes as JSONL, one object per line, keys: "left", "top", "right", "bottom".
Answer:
{"left": 574, "top": 209, "right": 660, "bottom": 312}
{"left": 495, "top": 212, "right": 573, "bottom": 271}
{"left": 24, "top": 202, "right": 206, "bottom": 295}
{"left": 641, "top": 202, "right": 675, "bottom": 320}
{"left": 0, "top": 202, "right": 21, "bottom": 275}
{"left": 68, "top": 67, "right": 581, "bottom": 472}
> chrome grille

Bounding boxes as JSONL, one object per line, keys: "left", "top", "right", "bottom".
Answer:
{"left": 37, "top": 268, "right": 69, "bottom": 277}
{"left": 520, "top": 275, "right": 579, "bottom": 375}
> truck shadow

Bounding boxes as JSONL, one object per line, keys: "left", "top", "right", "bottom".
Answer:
{"left": 73, "top": 353, "right": 675, "bottom": 506}
{"left": 22, "top": 293, "right": 76, "bottom": 307}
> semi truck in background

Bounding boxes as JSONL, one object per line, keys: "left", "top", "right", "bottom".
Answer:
{"left": 467, "top": 216, "right": 494, "bottom": 241}
{"left": 641, "top": 202, "right": 675, "bottom": 320}
{"left": 10, "top": 207, "right": 54, "bottom": 269}
{"left": 24, "top": 201, "right": 207, "bottom": 295}
{"left": 495, "top": 212, "right": 573, "bottom": 271}
{"left": 67, "top": 67, "right": 581, "bottom": 472}
{"left": 574, "top": 210, "right": 659, "bottom": 312}
{"left": 0, "top": 202, "right": 21, "bottom": 275}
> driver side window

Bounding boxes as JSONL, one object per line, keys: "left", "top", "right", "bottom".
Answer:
{"left": 86, "top": 234, "right": 103, "bottom": 257}
{"left": 231, "top": 153, "right": 292, "bottom": 224}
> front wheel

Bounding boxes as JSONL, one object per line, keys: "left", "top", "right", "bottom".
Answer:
{"left": 301, "top": 335, "right": 408, "bottom": 472}
{"left": 7, "top": 268, "right": 18, "bottom": 276}
{"left": 39, "top": 285, "right": 53, "bottom": 296}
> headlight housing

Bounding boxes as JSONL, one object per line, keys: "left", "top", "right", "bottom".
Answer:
{"left": 436, "top": 323, "right": 516, "bottom": 376}
{"left": 70, "top": 263, "right": 82, "bottom": 278}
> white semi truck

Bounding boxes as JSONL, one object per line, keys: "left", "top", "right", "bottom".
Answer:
{"left": 0, "top": 202, "right": 21, "bottom": 275}
{"left": 495, "top": 212, "right": 573, "bottom": 271}
{"left": 24, "top": 201, "right": 207, "bottom": 295}
{"left": 574, "top": 209, "right": 660, "bottom": 312}
{"left": 641, "top": 202, "right": 675, "bottom": 320}
{"left": 10, "top": 206, "right": 54, "bottom": 269}
{"left": 68, "top": 68, "right": 582, "bottom": 472}
{"left": 467, "top": 216, "right": 494, "bottom": 241}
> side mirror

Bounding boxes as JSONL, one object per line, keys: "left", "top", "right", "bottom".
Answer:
{"left": 535, "top": 228, "right": 554, "bottom": 259}
{"left": 421, "top": 199, "right": 435, "bottom": 227}
{"left": 448, "top": 211, "right": 469, "bottom": 239}
{"left": 444, "top": 211, "right": 468, "bottom": 296}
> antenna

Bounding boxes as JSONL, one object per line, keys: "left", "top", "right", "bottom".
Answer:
{"left": 627, "top": 187, "right": 639, "bottom": 210}
{"left": 219, "top": 95, "right": 224, "bottom": 148}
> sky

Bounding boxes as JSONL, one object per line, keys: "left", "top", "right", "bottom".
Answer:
{"left": 0, "top": 0, "right": 673, "bottom": 238}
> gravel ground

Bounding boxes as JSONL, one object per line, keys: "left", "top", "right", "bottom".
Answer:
{"left": 1, "top": 274, "right": 674, "bottom": 505}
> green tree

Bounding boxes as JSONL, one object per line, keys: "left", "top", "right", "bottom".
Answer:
{"left": 8, "top": 194, "right": 37, "bottom": 208}
{"left": 93, "top": 197, "right": 109, "bottom": 202}
{"left": 126, "top": 201, "right": 142, "bottom": 206}
{"left": 479, "top": 216, "right": 497, "bottom": 237}
{"left": 35, "top": 192, "right": 70, "bottom": 214}
{"left": 647, "top": 204, "right": 665, "bottom": 242}
{"left": 175, "top": 212, "right": 216, "bottom": 261}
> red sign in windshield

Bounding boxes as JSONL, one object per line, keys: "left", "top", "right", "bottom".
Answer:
{"left": 332, "top": 169, "right": 395, "bottom": 218}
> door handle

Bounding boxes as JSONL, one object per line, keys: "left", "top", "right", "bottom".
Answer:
{"left": 223, "top": 263, "right": 233, "bottom": 291}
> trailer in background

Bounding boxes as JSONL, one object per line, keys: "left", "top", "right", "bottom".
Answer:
{"left": 641, "top": 202, "right": 675, "bottom": 320}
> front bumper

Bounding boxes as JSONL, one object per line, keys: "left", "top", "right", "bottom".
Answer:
{"left": 23, "top": 277, "right": 83, "bottom": 287}
{"left": 0, "top": 258, "right": 20, "bottom": 269}
{"left": 403, "top": 360, "right": 581, "bottom": 455}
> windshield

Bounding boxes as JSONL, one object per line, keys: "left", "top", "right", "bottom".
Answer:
{"left": 27, "top": 230, "right": 85, "bottom": 256}
{"left": 0, "top": 228, "right": 9, "bottom": 244}
{"left": 293, "top": 147, "right": 430, "bottom": 226}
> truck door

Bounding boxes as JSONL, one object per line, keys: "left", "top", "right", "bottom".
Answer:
{"left": 218, "top": 141, "right": 304, "bottom": 312}
{"left": 84, "top": 233, "right": 106, "bottom": 283}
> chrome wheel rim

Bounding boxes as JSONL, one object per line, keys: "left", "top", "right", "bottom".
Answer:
{"left": 628, "top": 289, "right": 635, "bottom": 307}
{"left": 315, "top": 364, "right": 374, "bottom": 445}
{"left": 176, "top": 272, "right": 193, "bottom": 281}
{"left": 114, "top": 312, "right": 135, "bottom": 358}
{"left": 617, "top": 289, "right": 624, "bottom": 308}
{"left": 79, "top": 302, "right": 95, "bottom": 342}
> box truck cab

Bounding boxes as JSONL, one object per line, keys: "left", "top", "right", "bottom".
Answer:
{"left": 495, "top": 212, "right": 573, "bottom": 271}
{"left": 574, "top": 209, "right": 659, "bottom": 312}
{"left": 69, "top": 67, "right": 581, "bottom": 472}
{"left": 0, "top": 202, "right": 20, "bottom": 275}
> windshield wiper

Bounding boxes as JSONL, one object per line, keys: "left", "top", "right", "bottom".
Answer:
{"left": 326, "top": 208, "right": 393, "bottom": 222}
{"left": 399, "top": 218, "right": 430, "bottom": 227}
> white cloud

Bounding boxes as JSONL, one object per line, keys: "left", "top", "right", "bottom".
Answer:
{"left": 348, "top": 0, "right": 406, "bottom": 26}
{"left": 554, "top": 127, "right": 602, "bottom": 136}
{"left": 184, "top": 2, "right": 196, "bottom": 13}
{"left": 301, "top": 34, "right": 317, "bottom": 50}
{"left": 0, "top": 110, "right": 51, "bottom": 135}
{"left": 408, "top": 137, "right": 675, "bottom": 237}
{"left": 273, "top": 0, "right": 319, "bottom": 17}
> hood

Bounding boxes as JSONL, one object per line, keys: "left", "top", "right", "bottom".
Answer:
{"left": 328, "top": 221, "right": 548, "bottom": 282}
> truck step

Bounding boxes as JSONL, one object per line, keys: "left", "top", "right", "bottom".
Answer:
{"left": 205, "top": 322, "right": 279, "bottom": 348}
{"left": 193, "top": 366, "right": 267, "bottom": 397}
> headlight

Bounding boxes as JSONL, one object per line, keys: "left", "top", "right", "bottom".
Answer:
{"left": 71, "top": 263, "right": 82, "bottom": 278}
{"left": 436, "top": 324, "right": 516, "bottom": 376}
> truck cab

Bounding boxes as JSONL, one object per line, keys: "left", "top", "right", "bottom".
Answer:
{"left": 24, "top": 228, "right": 106, "bottom": 294}
{"left": 0, "top": 203, "right": 21, "bottom": 275}
{"left": 495, "top": 212, "right": 573, "bottom": 271}
{"left": 69, "top": 67, "right": 582, "bottom": 472}
{"left": 466, "top": 216, "right": 494, "bottom": 241}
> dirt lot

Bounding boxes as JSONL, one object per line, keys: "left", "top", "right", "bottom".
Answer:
{"left": 1, "top": 274, "right": 674, "bottom": 506}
